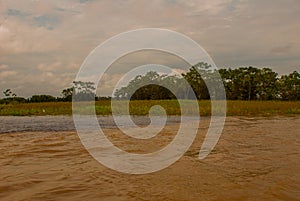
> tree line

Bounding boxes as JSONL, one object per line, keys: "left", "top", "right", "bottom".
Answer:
{"left": 1, "top": 63, "right": 299, "bottom": 104}
{"left": 114, "top": 62, "right": 300, "bottom": 101}
{"left": 0, "top": 81, "right": 109, "bottom": 104}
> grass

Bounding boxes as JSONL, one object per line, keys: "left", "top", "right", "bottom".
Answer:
{"left": 0, "top": 102, "right": 72, "bottom": 116}
{"left": 0, "top": 100, "right": 299, "bottom": 116}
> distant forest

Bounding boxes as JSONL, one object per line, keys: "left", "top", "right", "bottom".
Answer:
{"left": 115, "top": 62, "right": 299, "bottom": 101}
{"left": 1, "top": 62, "right": 299, "bottom": 104}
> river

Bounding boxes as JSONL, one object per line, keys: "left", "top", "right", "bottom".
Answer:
{"left": 0, "top": 116, "right": 299, "bottom": 200}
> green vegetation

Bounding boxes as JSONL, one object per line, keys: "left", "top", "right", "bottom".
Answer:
{"left": 0, "top": 102, "right": 72, "bottom": 116}
{"left": 1, "top": 63, "right": 299, "bottom": 104}
{"left": 0, "top": 81, "right": 100, "bottom": 104}
{"left": 115, "top": 63, "right": 300, "bottom": 101}
{"left": 0, "top": 63, "right": 299, "bottom": 117}
{"left": 0, "top": 100, "right": 299, "bottom": 116}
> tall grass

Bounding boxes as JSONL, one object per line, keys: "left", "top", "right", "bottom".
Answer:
{"left": 0, "top": 102, "right": 72, "bottom": 116}
{"left": 0, "top": 100, "right": 299, "bottom": 116}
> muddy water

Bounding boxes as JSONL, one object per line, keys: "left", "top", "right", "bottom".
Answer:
{"left": 0, "top": 116, "right": 299, "bottom": 201}
{"left": 0, "top": 116, "right": 185, "bottom": 133}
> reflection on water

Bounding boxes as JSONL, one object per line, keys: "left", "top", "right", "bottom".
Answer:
{"left": 0, "top": 116, "right": 299, "bottom": 200}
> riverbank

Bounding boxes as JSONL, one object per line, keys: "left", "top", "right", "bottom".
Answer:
{"left": 0, "top": 100, "right": 299, "bottom": 116}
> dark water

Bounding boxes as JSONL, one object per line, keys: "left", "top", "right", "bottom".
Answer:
{"left": 0, "top": 115, "right": 187, "bottom": 134}
{"left": 0, "top": 116, "right": 75, "bottom": 133}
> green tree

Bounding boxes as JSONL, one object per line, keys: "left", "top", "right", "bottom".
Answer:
{"left": 131, "top": 84, "right": 176, "bottom": 100}
{"left": 61, "top": 87, "right": 74, "bottom": 101}
{"left": 182, "top": 62, "right": 211, "bottom": 100}
{"left": 1, "top": 89, "right": 26, "bottom": 104}
{"left": 279, "top": 71, "right": 300, "bottom": 100}
{"left": 61, "top": 81, "right": 96, "bottom": 101}
{"left": 114, "top": 64, "right": 299, "bottom": 101}
{"left": 219, "top": 67, "right": 279, "bottom": 100}
{"left": 29, "top": 95, "right": 57, "bottom": 102}
{"left": 255, "top": 68, "right": 278, "bottom": 100}
{"left": 220, "top": 67, "right": 259, "bottom": 100}
{"left": 114, "top": 71, "right": 182, "bottom": 100}
{"left": 73, "top": 81, "right": 96, "bottom": 101}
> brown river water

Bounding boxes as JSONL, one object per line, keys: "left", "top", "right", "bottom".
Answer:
{"left": 0, "top": 116, "right": 299, "bottom": 201}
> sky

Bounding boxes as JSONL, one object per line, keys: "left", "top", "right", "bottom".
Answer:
{"left": 0, "top": 0, "right": 299, "bottom": 97}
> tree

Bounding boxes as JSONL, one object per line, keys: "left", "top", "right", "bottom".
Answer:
{"left": 3, "top": 89, "right": 13, "bottom": 97}
{"left": 29, "top": 95, "right": 57, "bottom": 102}
{"left": 219, "top": 67, "right": 275, "bottom": 100}
{"left": 255, "top": 68, "right": 278, "bottom": 100}
{"left": 279, "top": 71, "right": 300, "bottom": 100}
{"left": 73, "top": 81, "right": 96, "bottom": 101}
{"left": 182, "top": 62, "right": 211, "bottom": 100}
{"left": 131, "top": 84, "right": 176, "bottom": 100}
{"left": 61, "top": 87, "right": 74, "bottom": 101}
{"left": 1, "top": 89, "right": 26, "bottom": 104}
{"left": 230, "top": 67, "right": 259, "bottom": 100}
{"left": 219, "top": 68, "right": 235, "bottom": 99}
{"left": 61, "top": 81, "right": 96, "bottom": 101}
{"left": 114, "top": 71, "right": 182, "bottom": 100}
{"left": 113, "top": 64, "right": 299, "bottom": 101}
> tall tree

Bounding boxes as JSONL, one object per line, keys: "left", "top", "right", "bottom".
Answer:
{"left": 182, "top": 62, "right": 211, "bottom": 100}
{"left": 73, "top": 81, "right": 96, "bottom": 101}
{"left": 114, "top": 71, "right": 178, "bottom": 100}
{"left": 279, "top": 71, "right": 300, "bottom": 100}
{"left": 61, "top": 87, "right": 74, "bottom": 101}
{"left": 255, "top": 68, "right": 278, "bottom": 100}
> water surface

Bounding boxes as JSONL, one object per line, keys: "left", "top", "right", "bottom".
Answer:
{"left": 0, "top": 116, "right": 299, "bottom": 200}
{"left": 0, "top": 115, "right": 188, "bottom": 134}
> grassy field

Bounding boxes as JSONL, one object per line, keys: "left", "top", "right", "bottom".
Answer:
{"left": 0, "top": 100, "right": 299, "bottom": 116}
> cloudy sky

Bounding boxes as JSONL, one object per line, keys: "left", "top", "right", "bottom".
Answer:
{"left": 0, "top": 0, "right": 299, "bottom": 97}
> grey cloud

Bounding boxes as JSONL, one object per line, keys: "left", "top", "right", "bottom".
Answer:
{"left": 33, "top": 15, "right": 59, "bottom": 30}
{"left": 7, "top": 9, "right": 30, "bottom": 17}
{"left": 79, "top": 0, "right": 95, "bottom": 4}
{"left": 54, "top": 7, "right": 81, "bottom": 15}
{"left": 226, "top": 0, "right": 241, "bottom": 12}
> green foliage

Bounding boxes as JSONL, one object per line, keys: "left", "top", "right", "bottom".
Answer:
{"left": 60, "top": 81, "right": 96, "bottom": 101}
{"left": 0, "top": 64, "right": 299, "bottom": 106}
{"left": 72, "top": 81, "right": 96, "bottom": 101}
{"left": 61, "top": 87, "right": 74, "bottom": 101}
{"left": 1, "top": 88, "right": 27, "bottom": 104}
{"left": 114, "top": 63, "right": 299, "bottom": 101}
{"left": 278, "top": 71, "right": 300, "bottom": 100}
{"left": 29, "top": 95, "right": 57, "bottom": 102}
{"left": 219, "top": 67, "right": 279, "bottom": 100}
{"left": 182, "top": 62, "right": 212, "bottom": 100}
{"left": 114, "top": 71, "right": 184, "bottom": 100}
{"left": 0, "top": 97, "right": 27, "bottom": 104}
{"left": 131, "top": 84, "right": 176, "bottom": 100}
